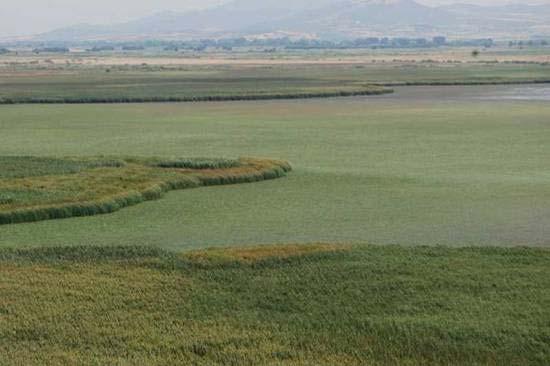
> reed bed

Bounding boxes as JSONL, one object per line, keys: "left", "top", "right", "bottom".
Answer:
{"left": 0, "top": 88, "right": 392, "bottom": 105}
{"left": 0, "top": 157, "right": 291, "bottom": 225}
{"left": 1, "top": 243, "right": 548, "bottom": 365}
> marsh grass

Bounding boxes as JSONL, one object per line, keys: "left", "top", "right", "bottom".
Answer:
{"left": 0, "top": 156, "right": 291, "bottom": 225}
{"left": 0, "top": 87, "right": 392, "bottom": 104}
{"left": 0, "top": 243, "right": 549, "bottom": 365}
{"left": 0, "top": 194, "right": 13, "bottom": 205}
{"left": 152, "top": 158, "right": 241, "bottom": 169}
{"left": 0, "top": 156, "right": 126, "bottom": 179}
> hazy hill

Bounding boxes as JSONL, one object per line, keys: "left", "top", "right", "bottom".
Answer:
{"left": 34, "top": 0, "right": 550, "bottom": 41}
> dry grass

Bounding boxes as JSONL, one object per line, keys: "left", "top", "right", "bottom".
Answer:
{"left": 184, "top": 243, "right": 350, "bottom": 264}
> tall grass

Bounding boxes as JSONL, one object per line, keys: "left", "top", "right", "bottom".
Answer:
{"left": 0, "top": 194, "right": 13, "bottom": 205}
{"left": 0, "top": 157, "right": 292, "bottom": 225}
{"left": 0, "top": 88, "right": 393, "bottom": 105}
{"left": 0, "top": 156, "right": 125, "bottom": 179}
{"left": 1, "top": 244, "right": 549, "bottom": 365}
{"left": 153, "top": 158, "right": 241, "bottom": 169}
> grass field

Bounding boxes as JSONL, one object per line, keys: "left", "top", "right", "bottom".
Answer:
{"left": 0, "top": 62, "right": 549, "bottom": 103}
{"left": 1, "top": 243, "right": 549, "bottom": 365}
{"left": 0, "top": 85, "right": 549, "bottom": 248}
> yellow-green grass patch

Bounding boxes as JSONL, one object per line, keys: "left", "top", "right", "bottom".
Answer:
{"left": 1, "top": 244, "right": 549, "bottom": 365}
{"left": 0, "top": 156, "right": 291, "bottom": 225}
{"left": 184, "top": 243, "right": 350, "bottom": 265}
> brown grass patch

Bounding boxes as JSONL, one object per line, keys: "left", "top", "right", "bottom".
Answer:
{"left": 184, "top": 243, "right": 350, "bottom": 264}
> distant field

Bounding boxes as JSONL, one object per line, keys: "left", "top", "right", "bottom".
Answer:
{"left": 0, "top": 85, "right": 549, "bottom": 248}
{"left": 0, "top": 61, "right": 549, "bottom": 103}
{"left": 1, "top": 244, "right": 549, "bottom": 365}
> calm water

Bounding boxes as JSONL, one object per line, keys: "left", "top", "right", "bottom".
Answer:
{"left": 390, "top": 84, "right": 550, "bottom": 102}
{"left": 483, "top": 86, "right": 550, "bottom": 101}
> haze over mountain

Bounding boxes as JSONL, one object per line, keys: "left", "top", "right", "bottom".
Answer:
{"left": 33, "top": 0, "right": 550, "bottom": 41}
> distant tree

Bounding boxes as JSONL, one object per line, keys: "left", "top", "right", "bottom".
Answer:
{"left": 415, "top": 38, "right": 428, "bottom": 47}
{"left": 433, "top": 36, "right": 446, "bottom": 46}
{"left": 483, "top": 39, "right": 493, "bottom": 48}
{"left": 471, "top": 49, "right": 480, "bottom": 58}
{"left": 90, "top": 46, "right": 115, "bottom": 52}
{"left": 393, "top": 38, "right": 411, "bottom": 47}
{"left": 354, "top": 37, "right": 379, "bottom": 47}
{"left": 122, "top": 45, "right": 145, "bottom": 51}
{"left": 32, "top": 47, "right": 69, "bottom": 54}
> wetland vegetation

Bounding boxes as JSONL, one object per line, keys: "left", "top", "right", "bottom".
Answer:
{"left": 1, "top": 47, "right": 549, "bottom": 364}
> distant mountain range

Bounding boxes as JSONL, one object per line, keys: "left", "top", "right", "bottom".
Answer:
{"left": 34, "top": 0, "right": 550, "bottom": 41}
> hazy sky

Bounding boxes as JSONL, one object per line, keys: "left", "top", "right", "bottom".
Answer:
{"left": 2, "top": 0, "right": 550, "bottom": 37}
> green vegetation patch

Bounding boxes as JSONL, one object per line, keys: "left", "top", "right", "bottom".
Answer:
{"left": 185, "top": 243, "right": 350, "bottom": 265}
{"left": 151, "top": 157, "right": 241, "bottom": 169}
{"left": 0, "top": 244, "right": 549, "bottom": 365}
{"left": 0, "top": 156, "right": 125, "bottom": 179}
{"left": 0, "top": 156, "right": 291, "bottom": 225}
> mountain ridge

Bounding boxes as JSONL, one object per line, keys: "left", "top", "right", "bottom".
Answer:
{"left": 32, "top": 0, "right": 550, "bottom": 41}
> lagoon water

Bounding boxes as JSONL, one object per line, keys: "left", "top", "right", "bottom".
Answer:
{"left": 483, "top": 86, "right": 550, "bottom": 101}
{"left": 363, "top": 84, "right": 550, "bottom": 103}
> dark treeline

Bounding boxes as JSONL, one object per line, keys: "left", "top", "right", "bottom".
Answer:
{"left": 32, "top": 47, "right": 70, "bottom": 54}
{"left": 508, "top": 40, "right": 549, "bottom": 48}
{"left": 120, "top": 36, "right": 495, "bottom": 51}
{"left": 1, "top": 37, "right": 503, "bottom": 52}
{"left": 4, "top": 37, "right": 550, "bottom": 54}
{"left": 282, "top": 37, "right": 492, "bottom": 49}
